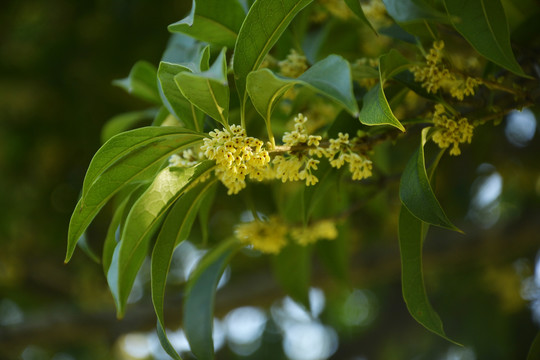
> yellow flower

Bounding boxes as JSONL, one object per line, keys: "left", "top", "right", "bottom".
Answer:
{"left": 278, "top": 49, "right": 308, "bottom": 78}
{"left": 291, "top": 220, "right": 338, "bottom": 246}
{"left": 235, "top": 216, "right": 288, "bottom": 254}
{"left": 201, "top": 125, "right": 271, "bottom": 195}
{"left": 431, "top": 104, "right": 474, "bottom": 156}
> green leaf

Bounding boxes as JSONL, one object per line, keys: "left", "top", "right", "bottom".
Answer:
{"left": 399, "top": 205, "right": 460, "bottom": 344}
{"left": 382, "top": 0, "right": 448, "bottom": 23}
{"left": 303, "top": 161, "right": 334, "bottom": 224}
{"left": 184, "top": 239, "right": 240, "bottom": 360}
{"left": 359, "top": 83, "right": 405, "bottom": 131}
{"left": 113, "top": 61, "right": 161, "bottom": 104}
{"left": 77, "top": 233, "right": 100, "bottom": 264}
{"left": 158, "top": 62, "right": 204, "bottom": 131}
{"left": 399, "top": 128, "right": 459, "bottom": 231}
{"left": 233, "top": 0, "right": 314, "bottom": 112}
{"left": 358, "top": 50, "right": 410, "bottom": 131}
{"left": 101, "top": 109, "right": 158, "bottom": 143}
{"left": 247, "top": 55, "right": 359, "bottom": 125}
{"left": 113, "top": 161, "right": 216, "bottom": 316}
{"left": 168, "top": 0, "right": 246, "bottom": 48}
{"left": 66, "top": 127, "right": 205, "bottom": 263}
{"left": 272, "top": 243, "right": 311, "bottom": 309}
{"left": 444, "top": 0, "right": 527, "bottom": 77}
{"left": 151, "top": 178, "right": 217, "bottom": 360}
{"left": 344, "top": 0, "right": 377, "bottom": 34}
{"left": 175, "top": 48, "right": 230, "bottom": 126}
{"left": 198, "top": 182, "right": 218, "bottom": 244}
{"left": 315, "top": 224, "right": 349, "bottom": 284}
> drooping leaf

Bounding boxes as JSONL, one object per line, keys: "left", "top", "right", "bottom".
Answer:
{"left": 272, "top": 243, "right": 311, "bottom": 309}
{"left": 101, "top": 108, "right": 158, "bottom": 143}
{"left": 444, "top": 0, "right": 527, "bottom": 77}
{"left": 113, "top": 61, "right": 161, "bottom": 104}
{"left": 151, "top": 178, "right": 217, "bottom": 360}
{"left": 168, "top": 0, "right": 246, "bottom": 48}
{"left": 382, "top": 0, "right": 448, "bottom": 23}
{"left": 399, "top": 205, "right": 460, "bottom": 344}
{"left": 161, "top": 33, "right": 201, "bottom": 65}
{"left": 158, "top": 62, "right": 204, "bottom": 131}
{"left": 399, "top": 128, "right": 459, "bottom": 231}
{"left": 77, "top": 233, "right": 100, "bottom": 264}
{"left": 66, "top": 127, "right": 205, "bottom": 263}
{"left": 344, "top": 0, "right": 377, "bottom": 34}
{"left": 113, "top": 161, "right": 216, "bottom": 316}
{"left": 175, "top": 48, "right": 230, "bottom": 126}
{"left": 184, "top": 239, "right": 240, "bottom": 360}
{"left": 233, "top": 0, "right": 314, "bottom": 111}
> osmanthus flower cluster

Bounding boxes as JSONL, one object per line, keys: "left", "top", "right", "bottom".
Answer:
{"left": 198, "top": 113, "right": 374, "bottom": 195}
{"left": 431, "top": 104, "right": 474, "bottom": 156}
{"left": 412, "top": 41, "right": 482, "bottom": 101}
{"left": 234, "top": 216, "right": 338, "bottom": 254}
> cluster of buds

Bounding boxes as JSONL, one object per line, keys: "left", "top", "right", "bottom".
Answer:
{"left": 431, "top": 104, "right": 474, "bottom": 156}
{"left": 412, "top": 41, "right": 481, "bottom": 100}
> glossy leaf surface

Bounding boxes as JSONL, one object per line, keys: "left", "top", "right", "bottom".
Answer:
{"left": 113, "top": 61, "right": 161, "bottom": 104}
{"left": 168, "top": 0, "right": 246, "bottom": 48}
{"left": 444, "top": 0, "right": 526, "bottom": 76}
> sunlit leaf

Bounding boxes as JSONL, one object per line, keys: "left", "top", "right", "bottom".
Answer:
{"left": 168, "top": 0, "right": 246, "bottom": 48}
{"left": 158, "top": 62, "right": 204, "bottom": 131}
{"left": 113, "top": 61, "right": 161, "bottom": 104}
{"left": 399, "top": 205, "right": 460, "bottom": 344}
{"left": 151, "top": 178, "right": 217, "bottom": 360}
{"left": 175, "top": 48, "right": 229, "bottom": 126}
{"left": 399, "top": 128, "right": 459, "bottom": 231}
{"left": 233, "top": 0, "right": 314, "bottom": 112}
{"left": 66, "top": 127, "right": 206, "bottom": 263}
{"left": 184, "top": 239, "right": 240, "bottom": 360}
{"left": 113, "top": 161, "right": 216, "bottom": 316}
{"left": 272, "top": 243, "right": 311, "bottom": 309}
{"left": 444, "top": 0, "right": 527, "bottom": 77}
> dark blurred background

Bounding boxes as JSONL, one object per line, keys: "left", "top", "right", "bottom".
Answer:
{"left": 1, "top": 0, "right": 539, "bottom": 359}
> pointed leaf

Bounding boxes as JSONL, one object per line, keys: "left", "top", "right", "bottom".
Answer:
{"left": 233, "top": 0, "right": 314, "bottom": 110}
{"left": 399, "top": 205, "right": 460, "bottom": 344}
{"left": 158, "top": 62, "right": 204, "bottom": 131}
{"left": 399, "top": 128, "right": 459, "bottom": 230}
{"left": 113, "top": 61, "right": 161, "bottom": 104}
{"left": 151, "top": 178, "right": 217, "bottom": 360}
{"left": 66, "top": 127, "right": 205, "bottom": 262}
{"left": 359, "top": 83, "right": 405, "bottom": 131}
{"left": 184, "top": 239, "right": 240, "bottom": 360}
{"left": 272, "top": 243, "right": 311, "bottom": 309}
{"left": 444, "top": 0, "right": 527, "bottom": 76}
{"left": 168, "top": 0, "right": 246, "bottom": 48}
{"left": 344, "top": 0, "right": 377, "bottom": 34}
{"left": 175, "top": 48, "right": 229, "bottom": 126}
{"left": 114, "top": 161, "right": 216, "bottom": 316}
{"left": 198, "top": 182, "right": 218, "bottom": 244}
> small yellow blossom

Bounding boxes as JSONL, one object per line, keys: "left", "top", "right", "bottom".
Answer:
{"left": 235, "top": 216, "right": 288, "bottom": 254}
{"left": 278, "top": 49, "right": 308, "bottom": 78}
{"left": 412, "top": 41, "right": 481, "bottom": 100}
{"left": 323, "top": 132, "right": 373, "bottom": 180}
{"left": 318, "top": 0, "right": 354, "bottom": 19}
{"left": 201, "top": 125, "right": 271, "bottom": 195}
{"left": 291, "top": 220, "right": 338, "bottom": 246}
{"left": 431, "top": 104, "right": 474, "bottom": 156}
